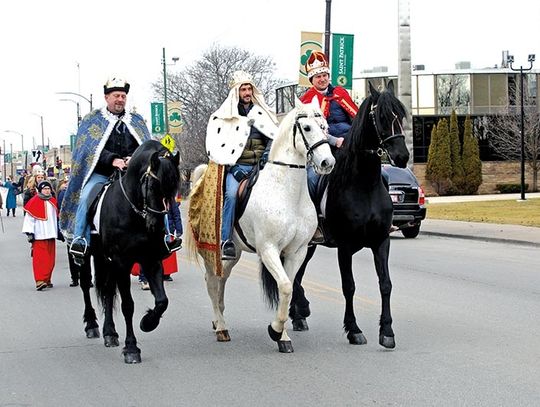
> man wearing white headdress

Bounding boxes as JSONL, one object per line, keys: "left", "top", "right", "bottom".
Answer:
{"left": 206, "top": 71, "right": 278, "bottom": 259}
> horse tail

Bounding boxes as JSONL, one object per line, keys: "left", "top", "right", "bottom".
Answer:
{"left": 192, "top": 164, "right": 208, "bottom": 186}
{"left": 183, "top": 219, "right": 199, "bottom": 264}
{"left": 260, "top": 261, "right": 279, "bottom": 310}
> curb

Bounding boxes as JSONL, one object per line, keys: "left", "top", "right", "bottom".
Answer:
{"left": 421, "top": 231, "right": 540, "bottom": 248}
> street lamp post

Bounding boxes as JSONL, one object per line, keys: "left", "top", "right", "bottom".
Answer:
{"left": 59, "top": 98, "right": 82, "bottom": 127}
{"left": 161, "top": 47, "right": 179, "bottom": 135}
{"left": 3, "top": 130, "right": 24, "bottom": 153}
{"left": 162, "top": 47, "right": 169, "bottom": 135}
{"left": 1, "top": 139, "right": 5, "bottom": 179}
{"left": 56, "top": 91, "right": 93, "bottom": 112}
{"left": 507, "top": 53, "right": 535, "bottom": 201}
{"left": 3, "top": 130, "right": 25, "bottom": 171}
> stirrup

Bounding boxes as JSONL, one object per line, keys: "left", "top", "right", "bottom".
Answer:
{"left": 164, "top": 234, "right": 182, "bottom": 253}
{"left": 70, "top": 237, "right": 88, "bottom": 266}
{"left": 70, "top": 237, "right": 88, "bottom": 256}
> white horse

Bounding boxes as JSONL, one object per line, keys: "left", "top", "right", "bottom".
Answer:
{"left": 187, "top": 100, "right": 335, "bottom": 353}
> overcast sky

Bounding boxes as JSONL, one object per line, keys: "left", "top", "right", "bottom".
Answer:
{"left": 1, "top": 0, "right": 539, "bottom": 151}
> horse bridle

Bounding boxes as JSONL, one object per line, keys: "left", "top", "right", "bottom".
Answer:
{"left": 267, "top": 112, "right": 330, "bottom": 169}
{"left": 118, "top": 163, "right": 169, "bottom": 219}
{"left": 368, "top": 103, "right": 406, "bottom": 160}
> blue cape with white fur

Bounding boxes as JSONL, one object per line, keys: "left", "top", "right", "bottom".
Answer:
{"left": 59, "top": 107, "right": 150, "bottom": 241}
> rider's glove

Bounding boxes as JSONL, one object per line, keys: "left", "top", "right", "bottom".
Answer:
{"left": 26, "top": 233, "right": 35, "bottom": 243}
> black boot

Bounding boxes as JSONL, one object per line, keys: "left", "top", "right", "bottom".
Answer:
{"left": 221, "top": 240, "right": 236, "bottom": 260}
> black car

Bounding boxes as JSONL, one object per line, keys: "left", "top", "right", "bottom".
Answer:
{"left": 381, "top": 164, "right": 427, "bottom": 238}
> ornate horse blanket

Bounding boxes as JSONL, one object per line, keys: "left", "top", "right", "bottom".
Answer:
{"left": 59, "top": 108, "right": 150, "bottom": 241}
{"left": 188, "top": 161, "right": 225, "bottom": 276}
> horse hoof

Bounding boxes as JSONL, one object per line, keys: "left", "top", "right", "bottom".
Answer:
{"left": 140, "top": 312, "right": 160, "bottom": 332}
{"left": 123, "top": 350, "right": 142, "bottom": 364}
{"left": 292, "top": 318, "right": 309, "bottom": 331}
{"left": 85, "top": 328, "right": 100, "bottom": 339}
{"left": 216, "top": 330, "right": 230, "bottom": 342}
{"left": 379, "top": 334, "right": 396, "bottom": 349}
{"left": 347, "top": 331, "right": 368, "bottom": 345}
{"left": 104, "top": 335, "right": 119, "bottom": 347}
{"left": 278, "top": 340, "right": 294, "bottom": 353}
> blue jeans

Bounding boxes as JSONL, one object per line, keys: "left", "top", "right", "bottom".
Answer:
{"left": 307, "top": 165, "right": 319, "bottom": 199}
{"left": 73, "top": 172, "right": 109, "bottom": 243}
{"left": 221, "top": 164, "right": 252, "bottom": 242}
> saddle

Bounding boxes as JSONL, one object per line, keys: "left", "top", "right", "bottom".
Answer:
{"left": 232, "top": 165, "right": 261, "bottom": 251}
{"left": 235, "top": 164, "right": 261, "bottom": 220}
{"left": 87, "top": 174, "right": 117, "bottom": 237}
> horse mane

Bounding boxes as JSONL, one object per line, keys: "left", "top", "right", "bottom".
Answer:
{"left": 329, "top": 95, "right": 373, "bottom": 188}
{"left": 271, "top": 105, "right": 300, "bottom": 155}
{"left": 376, "top": 91, "right": 407, "bottom": 134}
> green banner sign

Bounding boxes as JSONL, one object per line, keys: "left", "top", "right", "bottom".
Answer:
{"left": 151, "top": 102, "right": 165, "bottom": 134}
{"left": 331, "top": 33, "right": 354, "bottom": 90}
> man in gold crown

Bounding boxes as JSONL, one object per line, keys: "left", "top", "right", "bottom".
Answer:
{"left": 205, "top": 71, "right": 278, "bottom": 260}
{"left": 301, "top": 51, "right": 359, "bottom": 243}
{"left": 59, "top": 77, "right": 152, "bottom": 263}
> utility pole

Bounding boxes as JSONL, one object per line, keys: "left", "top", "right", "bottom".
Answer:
{"left": 508, "top": 53, "right": 535, "bottom": 201}
{"left": 162, "top": 47, "right": 169, "bottom": 135}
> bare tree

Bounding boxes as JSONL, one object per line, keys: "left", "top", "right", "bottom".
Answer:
{"left": 151, "top": 44, "right": 286, "bottom": 173}
{"left": 487, "top": 107, "right": 540, "bottom": 191}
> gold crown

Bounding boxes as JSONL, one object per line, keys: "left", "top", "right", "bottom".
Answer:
{"left": 305, "top": 51, "right": 330, "bottom": 79}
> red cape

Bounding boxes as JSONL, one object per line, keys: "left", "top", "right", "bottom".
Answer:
{"left": 301, "top": 86, "right": 358, "bottom": 119}
{"left": 24, "top": 195, "right": 58, "bottom": 220}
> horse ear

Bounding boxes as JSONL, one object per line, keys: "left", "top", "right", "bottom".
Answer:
{"left": 387, "top": 80, "right": 395, "bottom": 95}
{"left": 368, "top": 81, "right": 380, "bottom": 98}
{"left": 309, "top": 95, "right": 322, "bottom": 112}
{"left": 173, "top": 151, "right": 180, "bottom": 166}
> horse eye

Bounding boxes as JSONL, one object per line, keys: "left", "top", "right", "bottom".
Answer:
{"left": 303, "top": 125, "right": 311, "bottom": 132}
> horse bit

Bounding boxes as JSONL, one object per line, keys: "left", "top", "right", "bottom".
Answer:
{"left": 267, "top": 112, "right": 330, "bottom": 169}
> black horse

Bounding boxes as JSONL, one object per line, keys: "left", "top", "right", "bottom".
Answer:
{"left": 77, "top": 140, "right": 180, "bottom": 363}
{"left": 289, "top": 81, "right": 410, "bottom": 348}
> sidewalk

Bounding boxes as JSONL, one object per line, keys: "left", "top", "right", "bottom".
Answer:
{"left": 420, "top": 192, "right": 540, "bottom": 247}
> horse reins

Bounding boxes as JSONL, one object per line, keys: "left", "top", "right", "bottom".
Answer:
{"left": 118, "top": 163, "right": 169, "bottom": 219}
{"left": 368, "top": 104, "right": 406, "bottom": 160}
{"left": 267, "top": 112, "right": 329, "bottom": 169}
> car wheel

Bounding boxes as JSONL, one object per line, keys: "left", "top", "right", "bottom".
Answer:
{"left": 401, "top": 224, "right": 420, "bottom": 239}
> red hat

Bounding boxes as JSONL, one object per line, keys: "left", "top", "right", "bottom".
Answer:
{"left": 305, "top": 51, "right": 330, "bottom": 82}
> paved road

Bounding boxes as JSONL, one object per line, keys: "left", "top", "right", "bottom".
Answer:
{"left": 1, "top": 201, "right": 539, "bottom": 406}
